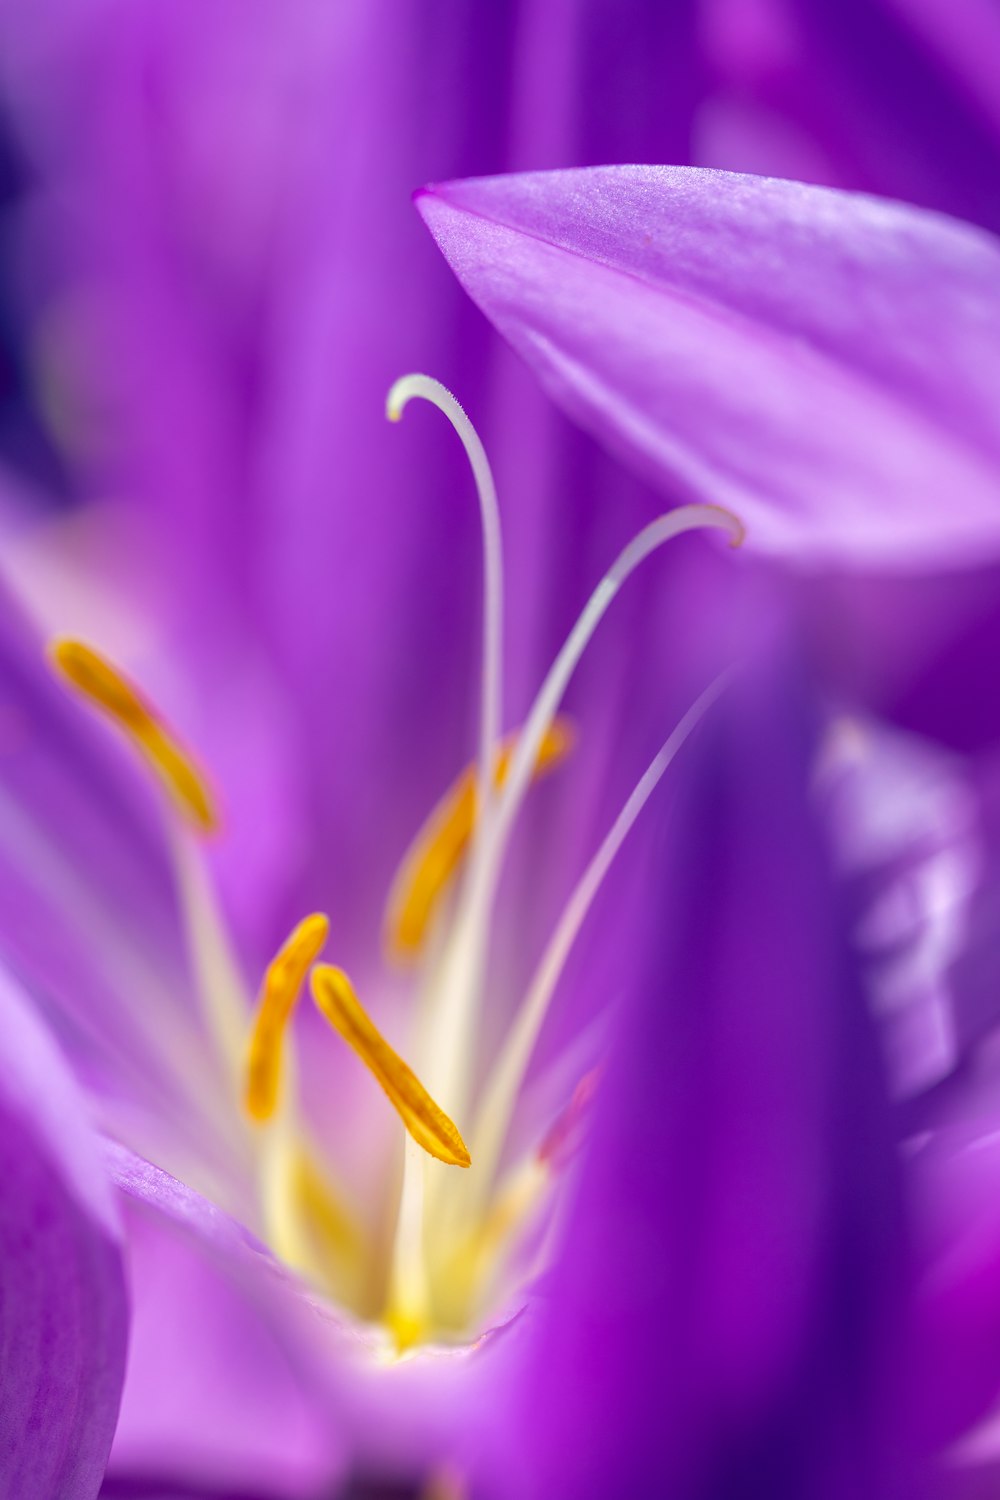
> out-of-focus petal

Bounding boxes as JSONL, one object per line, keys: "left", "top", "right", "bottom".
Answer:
{"left": 819, "top": 719, "right": 981, "bottom": 1100}
{"left": 909, "top": 1107, "right": 1000, "bottom": 1456}
{"left": 418, "top": 164, "right": 1000, "bottom": 566}
{"left": 0, "top": 965, "right": 127, "bottom": 1499}
{"left": 696, "top": 0, "right": 1000, "bottom": 238}
{"left": 794, "top": 561, "right": 1000, "bottom": 755}
{"left": 475, "top": 603, "right": 915, "bottom": 1498}
{"left": 0, "top": 573, "right": 245, "bottom": 1183}
{"left": 103, "top": 1142, "right": 345, "bottom": 1498}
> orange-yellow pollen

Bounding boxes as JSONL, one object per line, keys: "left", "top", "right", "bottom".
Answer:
{"left": 311, "top": 964, "right": 471, "bottom": 1168}
{"left": 386, "top": 716, "right": 574, "bottom": 961}
{"left": 245, "top": 913, "right": 329, "bottom": 1123}
{"left": 49, "top": 638, "right": 217, "bottom": 832}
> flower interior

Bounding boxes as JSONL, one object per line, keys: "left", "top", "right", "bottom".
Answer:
{"left": 50, "top": 376, "right": 743, "bottom": 1355}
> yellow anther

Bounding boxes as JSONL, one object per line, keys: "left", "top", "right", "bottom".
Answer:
{"left": 385, "top": 716, "right": 575, "bottom": 961}
{"left": 49, "top": 638, "right": 217, "bottom": 832}
{"left": 245, "top": 914, "right": 329, "bottom": 1123}
{"left": 311, "top": 964, "right": 471, "bottom": 1168}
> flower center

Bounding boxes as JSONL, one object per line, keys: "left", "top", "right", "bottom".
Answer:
{"left": 49, "top": 375, "right": 743, "bottom": 1355}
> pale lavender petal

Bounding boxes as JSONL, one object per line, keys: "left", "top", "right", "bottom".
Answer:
{"left": 0, "top": 575, "right": 240, "bottom": 1175}
{"left": 858, "top": 751, "right": 1000, "bottom": 1094}
{"left": 103, "top": 1142, "right": 345, "bottom": 1497}
{"left": 0, "top": 966, "right": 127, "bottom": 1498}
{"left": 820, "top": 720, "right": 981, "bottom": 1100}
{"left": 418, "top": 164, "right": 1000, "bottom": 566}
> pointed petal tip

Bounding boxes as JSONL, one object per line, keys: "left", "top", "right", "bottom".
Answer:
{"left": 415, "top": 163, "right": 1000, "bottom": 568}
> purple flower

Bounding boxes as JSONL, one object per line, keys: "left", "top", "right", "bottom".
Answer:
{"left": 0, "top": 7, "right": 997, "bottom": 1498}
{"left": 0, "top": 366, "right": 986, "bottom": 1500}
{"left": 0, "top": 531, "right": 919, "bottom": 1499}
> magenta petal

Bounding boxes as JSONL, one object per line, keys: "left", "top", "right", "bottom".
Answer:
{"left": 911, "top": 1119, "right": 1000, "bottom": 1453}
{"left": 418, "top": 164, "right": 1000, "bottom": 567}
{"left": 0, "top": 968, "right": 127, "bottom": 1499}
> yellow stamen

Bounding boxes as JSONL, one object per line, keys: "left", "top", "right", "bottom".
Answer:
{"left": 49, "top": 638, "right": 217, "bottom": 832}
{"left": 384, "top": 1293, "right": 429, "bottom": 1356}
{"left": 311, "top": 964, "right": 471, "bottom": 1168}
{"left": 385, "top": 716, "right": 574, "bottom": 961}
{"left": 293, "top": 1146, "right": 360, "bottom": 1264}
{"left": 436, "top": 1154, "right": 549, "bottom": 1327}
{"left": 245, "top": 913, "right": 329, "bottom": 1122}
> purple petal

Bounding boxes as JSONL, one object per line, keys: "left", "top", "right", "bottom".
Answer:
{"left": 102, "top": 1142, "right": 345, "bottom": 1498}
{"left": 0, "top": 574, "right": 241, "bottom": 1171}
{"left": 908, "top": 1104, "right": 1000, "bottom": 1453}
{"left": 417, "top": 164, "right": 1000, "bottom": 567}
{"left": 478, "top": 601, "right": 915, "bottom": 1497}
{"left": 0, "top": 966, "right": 127, "bottom": 1499}
{"left": 871, "top": 751, "right": 1000, "bottom": 1086}
{"left": 103, "top": 1141, "right": 276, "bottom": 1281}
{"left": 820, "top": 719, "right": 980, "bottom": 1100}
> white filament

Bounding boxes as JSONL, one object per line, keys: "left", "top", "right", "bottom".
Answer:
{"left": 473, "top": 505, "right": 741, "bottom": 909}
{"left": 387, "top": 375, "right": 503, "bottom": 839}
{"left": 167, "top": 824, "right": 252, "bottom": 1099}
{"left": 424, "top": 504, "right": 742, "bottom": 1123}
{"left": 467, "top": 669, "right": 733, "bottom": 1209}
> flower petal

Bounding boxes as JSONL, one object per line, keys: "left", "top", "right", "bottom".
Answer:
{"left": 478, "top": 600, "right": 915, "bottom": 1497}
{"left": 0, "top": 573, "right": 246, "bottom": 1185}
{"left": 0, "top": 966, "right": 127, "bottom": 1499}
{"left": 102, "top": 1141, "right": 345, "bottom": 1498}
{"left": 819, "top": 718, "right": 980, "bottom": 1100}
{"left": 417, "top": 164, "right": 1000, "bottom": 566}
{"left": 910, "top": 1115, "right": 1000, "bottom": 1454}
